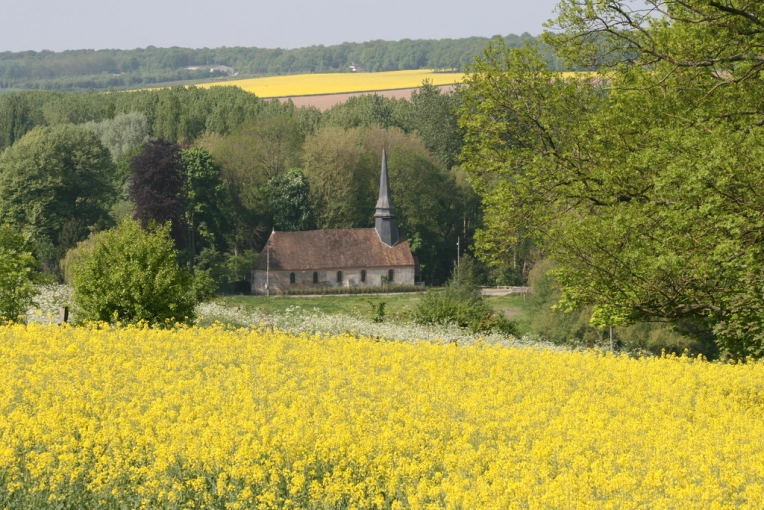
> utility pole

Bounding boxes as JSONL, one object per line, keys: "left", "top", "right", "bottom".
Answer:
{"left": 456, "top": 236, "right": 460, "bottom": 288}
{"left": 609, "top": 325, "right": 614, "bottom": 351}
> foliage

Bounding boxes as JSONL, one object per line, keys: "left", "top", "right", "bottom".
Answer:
{"left": 415, "top": 256, "right": 517, "bottom": 335}
{"left": 180, "top": 147, "right": 230, "bottom": 265}
{"left": 408, "top": 80, "right": 464, "bottom": 169}
{"left": 199, "top": 106, "right": 308, "bottom": 253}
{"left": 0, "top": 124, "right": 114, "bottom": 264}
{"left": 527, "top": 260, "right": 719, "bottom": 357}
{"left": 70, "top": 220, "right": 196, "bottom": 324}
{"left": 0, "top": 86, "right": 265, "bottom": 153}
{"left": 1, "top": 323, "right": 762, "bottom": 506}
{"left": 82, "top": 112, "right": 149, "bottom": 163}
{"left": 128, "top": 139, "right": 185, "bottom": 247}
{"left": 458, "top": 3, "right": 764, "bottom": 359}
{"left": 367, "top": 300, "right": 387, "bottom": 323}
{"left": 268, "top": 169, "right": 314, "bottom": 231}
{"left": 59, "top": 233, "right": 103, "bottom": 285}
{"left": 0, "top": 225, "right": 42, "bottom": 322}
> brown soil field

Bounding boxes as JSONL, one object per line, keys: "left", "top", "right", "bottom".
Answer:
{"left": 277, "top": 84, "right": 458, "bottom": 111}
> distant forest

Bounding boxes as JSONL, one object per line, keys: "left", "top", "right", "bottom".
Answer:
{"left": 0, "top": 34, "right": 559, "bottom": 91}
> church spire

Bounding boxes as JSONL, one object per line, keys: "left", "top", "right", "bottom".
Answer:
{"left": 374, "top": 149, "right": 399, "bottom": 247}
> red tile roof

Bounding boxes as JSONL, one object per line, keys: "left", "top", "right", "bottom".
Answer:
{"left": 254, "top": 228, "right": 415, "bottom": 271}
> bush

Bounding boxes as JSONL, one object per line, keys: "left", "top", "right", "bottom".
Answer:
{"left": 414, "top": 289, "right": 516, "bottom": 335}
{"left": 414, "top": 256, "right": 517, "bottom": 335}
{"left": 0, "top": 225, "right": 43, "bottom": 323}
{"left": 70, "top": 220, "right": 197, "bottom": 324}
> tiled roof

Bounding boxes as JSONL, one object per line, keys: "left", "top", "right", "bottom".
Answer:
{"left": 254, "top": 228, "right": 415, "bottom": 271}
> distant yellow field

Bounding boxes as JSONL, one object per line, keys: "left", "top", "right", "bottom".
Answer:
{"left": 199, "top": 70, "right": 464, "bottom": 98}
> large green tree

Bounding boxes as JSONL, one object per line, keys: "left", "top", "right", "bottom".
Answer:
{"left": 268, "top": 169, "right": 315, "bottom": 232}
{"left": 0, "top": 125, "right": 115, "bottom": 263}
{"left": 180, "top": 147, "right": 230, "bottom": 266}
{"left": 459, "top": 1, "right": 764, "bottom": 359}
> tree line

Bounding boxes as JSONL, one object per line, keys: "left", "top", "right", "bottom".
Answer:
{"left": 0, "top": 34, "right": 563, "bottom": 91}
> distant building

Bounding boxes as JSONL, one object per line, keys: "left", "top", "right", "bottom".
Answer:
{"left": 185, "top": 65, "right": 236, "bottom": 76}
{"left": 252, "top": 150, "right": 417, "bottom": 294}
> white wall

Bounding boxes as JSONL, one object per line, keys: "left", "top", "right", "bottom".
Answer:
{"left": 252, "top": 266, "right": 415, "bottom": 295}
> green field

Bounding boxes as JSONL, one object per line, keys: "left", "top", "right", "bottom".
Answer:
{"left": 223, "top": 292, "right": 533, "bottom": 333}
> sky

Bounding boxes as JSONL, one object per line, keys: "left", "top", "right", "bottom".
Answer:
{"left": 1, "top": 0, "right": 561, "bottom": 53}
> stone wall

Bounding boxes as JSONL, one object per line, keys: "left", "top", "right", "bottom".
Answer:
{"left": 252, "top": 266, "right": 415, "bottom": 295}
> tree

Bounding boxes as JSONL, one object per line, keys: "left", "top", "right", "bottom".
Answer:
{"left": 0, "top": 225, "right": 42, "bottom": 323}
{"left": 70, "top": 220, "right": 196, "bottom": 324}
{"left": 83, "top": 112, "right": 149, "bottom": 163}
{"left": 0, "top": 125, "right": 115, "bottom": 263}
{"left": 180, "top": 147, "right": 230, "bottom": 267}
{"left": 129, "top": 139, "right": 185, "bottom": 248}
{"left": 268, "top": 169, "right": 315, "bottom": 231}
{"left": 458, "top": 3, "right": 764, "bottom": 359}
{"left": 408, "top": 80, "right": 464, "bottom": 170}
{"left": 303, "top": 127, "right": 371, "bottom": 229}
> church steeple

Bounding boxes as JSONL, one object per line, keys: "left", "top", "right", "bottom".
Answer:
{"left": 374, "top": 149, "right": 399, "bottom": 247}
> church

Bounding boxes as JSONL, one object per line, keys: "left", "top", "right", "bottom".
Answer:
{"left": 251, "top": 150, "right": 418, "bottom": 295}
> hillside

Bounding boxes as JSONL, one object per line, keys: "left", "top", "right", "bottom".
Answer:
{"left": 0, "top": 33, "right": 558, "bottom": 92}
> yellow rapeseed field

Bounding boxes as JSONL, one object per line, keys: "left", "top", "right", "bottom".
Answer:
{"left": 1, "top": 323, "right": 763, "bottom": 508}
{"left": 198, "top": 70, "right": 464, "bottom": 98}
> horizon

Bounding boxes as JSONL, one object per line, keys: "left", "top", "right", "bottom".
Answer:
{"left": 1, "top": 0, "right": 559, "bottom": 53}
{"left": 0, "top": 32, "right": 539, "bottom": 55}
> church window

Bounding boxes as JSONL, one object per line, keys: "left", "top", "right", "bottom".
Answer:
{"left": 337, "top": 271, "right": 342, "bottom": 283}
{"left": 361, "top": 270, "right": 367, "bottom": 282}
{"left": 313, "top": 272, "right": 318, "bottom": 284}
{"left": 388, "top": 269, "right": 394, "bottom": 282}
{"left": 290, "top": 272, "right": 296, "bottom": 284}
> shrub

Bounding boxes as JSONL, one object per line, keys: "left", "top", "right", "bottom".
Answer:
{"left": 70, "top": 220, "right": 197, "bottom": 324}
{"left": 414, "top": 289, "right": 516, "bottom": 335}
{"left": 415, "top": 256, "right": 517, "bottom": 336}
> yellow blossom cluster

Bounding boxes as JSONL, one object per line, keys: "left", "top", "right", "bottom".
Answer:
{"left": 0, "top": 323, "right": 762, "bottom": 508}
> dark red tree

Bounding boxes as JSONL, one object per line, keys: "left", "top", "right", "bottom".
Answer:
{"left": 128, "top": 139, "right": 186, "bottom": 247}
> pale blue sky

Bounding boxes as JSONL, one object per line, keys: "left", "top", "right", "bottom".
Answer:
{"left": 2, "top": 0, "right": 561, "bottom": 52}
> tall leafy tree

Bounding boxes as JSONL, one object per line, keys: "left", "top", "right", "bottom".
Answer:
{"left": 268, "top": 169, "right": 315, "bottom": 232}
{"left": 180, "top": 147, "right": 230, "bottom": 266}
{"left": 129, "top": 139, "right": 185, "bottom": 247}
{"left": 0, "top": 125, "right": 115, "bottom": 262}
{"left": 83, "top": 112, "right": 150, "bottom": 163}
{"left": 409, "top": 80, "right": 464, "bottom": 170}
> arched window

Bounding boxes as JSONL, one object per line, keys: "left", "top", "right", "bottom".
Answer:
{"left": 361, "top": 270, "right": 367, "bottom": 283}
{"left": 388, "top": 269, "right": 394, "bottom": 282}
{"left": 313, "top": 272, "right": 318, "bottom": 284}
{"left": 337, "top": 271, "right": 342, "bottom": 283}
{"left": 290, "top": 272, "right": 296, "bottom": 284}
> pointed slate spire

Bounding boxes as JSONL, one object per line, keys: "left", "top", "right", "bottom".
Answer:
{"left": 374, "top": 149, "right": 399, "bottom": 247}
